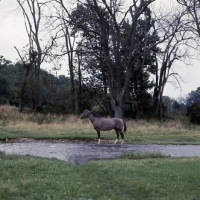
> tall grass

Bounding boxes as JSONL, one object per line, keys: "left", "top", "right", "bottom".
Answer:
{"left": 1, "top": 105, "right": 200, "bottom": 144}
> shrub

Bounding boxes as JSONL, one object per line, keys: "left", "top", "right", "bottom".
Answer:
{"left": 187, "top": 103, "right": 200, "bottom": 124}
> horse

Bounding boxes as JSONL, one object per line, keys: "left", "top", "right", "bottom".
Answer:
{"left": 80, "top": 109, "right": 127, "bottom": 144}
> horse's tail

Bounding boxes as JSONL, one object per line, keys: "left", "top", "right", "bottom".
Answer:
{"left": 123, "top": 121, "right": 127, "bottom": 133}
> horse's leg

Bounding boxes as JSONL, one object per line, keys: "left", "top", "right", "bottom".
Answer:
{"left": 114, "top": 130, "right": 119, "bottom": 144}
{"left": 120, "top": 131, "right": 124, "bottom": 144}
{"left": 97, "top": 130, "right": 101, "bottom": 144}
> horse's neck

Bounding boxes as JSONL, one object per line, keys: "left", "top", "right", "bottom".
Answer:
{"left": 88, "top": 113, "right": 96, "bottom": 123}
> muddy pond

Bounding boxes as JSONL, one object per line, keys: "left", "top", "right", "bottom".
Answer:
{"left": 1, "top": 140, "right": 200, "bottom": 164}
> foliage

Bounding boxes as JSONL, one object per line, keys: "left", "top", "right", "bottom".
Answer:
{"left": 162, "top": 96, "right": 187, "bottom": 117}
{"left": 186, "top": 87, "right": 200, "bottom": 107}
{"left": 126, "top": 8, "right": 158, "bottom": 118}
{"left": 0, "top": 57, "right": 73, "bottom": 113}
{"left": 0, "top": 54, "right": 98, "bottom": 115}
{"left": 186, "top": 103, "right": 200, "bottom": 124}
{"left": 0, "top": 56, "right": 20, "bottom": 105}
{"left": 185, "top": 88, "right": 200, "bottom": 124}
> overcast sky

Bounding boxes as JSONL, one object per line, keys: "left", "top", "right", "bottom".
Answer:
{"left": 0, "top": 0, "right": 200, "bottom": 99}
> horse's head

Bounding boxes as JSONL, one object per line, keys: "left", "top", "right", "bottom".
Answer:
{"left": 80, "top": 109, "right": 90, "bottom": 119}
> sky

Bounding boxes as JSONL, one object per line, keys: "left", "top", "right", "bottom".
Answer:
{"left": 0, "top": 0, "right": 200, "bottom": 100}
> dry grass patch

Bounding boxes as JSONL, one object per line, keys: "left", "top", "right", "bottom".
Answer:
{"left": 125, "top": 118, "right": 200, "bottom": 144}
{"left": 1, "top": 105, "right": 200, "bottom": 144}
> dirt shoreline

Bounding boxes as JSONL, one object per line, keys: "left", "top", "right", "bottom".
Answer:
{"left": 3, "top": 138, "right": 115, "bottom": 144}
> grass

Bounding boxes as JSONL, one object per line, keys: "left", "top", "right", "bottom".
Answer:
{"left": 0, "top": 106, "right": 200, "bottom": 145}
{"left": 120, "top": 152, "right": 168, "bottom": 159}
{"left": 1, "top": 151, "right": 200, "bottom": 199}
{"left": 1, "top": 105, "right": 200, "bottom": 144}
{"left": 125, "top": 117, "right": 200, "bottom": 144}
{"left": 1, "top": 106, "right": 200, "bottom": 199}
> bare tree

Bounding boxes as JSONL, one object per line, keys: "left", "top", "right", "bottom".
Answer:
{"left": 60, "top": 11, "right": 76, "bottom": 112}
{"left": 152, "top": 6, "right": 194, "bottom": 118}
{"left": 14, "top": 46, "right": 36, "bottom": 112}
{"left": 16, "top": 0, "right": 56, "bottom": 111}
{"left": 177, "top": 0, "right": 200, "bottom": 37}
{"left": 46, "top": 0, "right": 81, "bottom": 112}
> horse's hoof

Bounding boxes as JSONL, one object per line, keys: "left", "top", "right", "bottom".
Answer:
{"left": 114, "top": 139, "right": 118, "bottom": 144}
{"left": 98, "top": 139, "right": 101, "bottom": 145}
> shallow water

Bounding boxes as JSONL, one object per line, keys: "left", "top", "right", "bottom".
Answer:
{"left": 1, "top": 142, "right": 200, "bottom": 164}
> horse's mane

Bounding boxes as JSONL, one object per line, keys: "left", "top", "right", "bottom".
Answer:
{"left": 90, "top": 111, "right": 101, "bottom": 118}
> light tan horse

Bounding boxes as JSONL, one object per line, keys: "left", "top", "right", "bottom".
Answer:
{"left": 80, "top": 109, "right": 126, "bottom": 144}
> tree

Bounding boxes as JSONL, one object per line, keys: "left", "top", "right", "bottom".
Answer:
{"left": 68, "top": 4, "right": 114, "bottom": 116}
{"left": 152, "top": 6, "right": 193, "bottom": 118}
{"left": 14, "top": 46, "right": 35, "bottom": 112}
{"left": 177, "top": 0, "right": 200, "bottom": 37}
{"left": 44, "top": 0, "right": 86, "bottom": 113}
{"left": 126, "top": 7, "right": 158, "bottom": 118}
{"left": 186, "top": 87, "right": 200, "bottom": 107}
{"left": 60, "top": 0, "right": 156, "bottom": 118}
{"left": 187, "top": 103, "right": 200, "bottom": 124}
{"left": 0, "top": 56, "right": 29, "bottom": 107}
{"left": 16, "top": 0, "right": 56, "bottom": 111}
{"left": 0, "top": 56, "right": 13, "bottom": 104}
{"left": 73, "top": 5, "right": 158, "bottom": 118}
{"left": 162, "top": 96, "right": 185, "bottom": 116}
{"left": 53, "top": 3, "right": 77, "bottom": 112}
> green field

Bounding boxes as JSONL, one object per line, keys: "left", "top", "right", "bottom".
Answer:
{"left": 1, "top": 152, "right": 200, "bottom": 200}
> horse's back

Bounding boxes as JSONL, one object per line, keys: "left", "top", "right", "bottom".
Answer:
{"left": 97, "top": 117, "right": 124, "bottom": 131}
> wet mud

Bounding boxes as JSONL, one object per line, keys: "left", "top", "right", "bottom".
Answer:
{"left": 1, "top": 141, "right": 200, "bottom": 164}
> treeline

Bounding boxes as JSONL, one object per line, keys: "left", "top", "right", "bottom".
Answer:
{"left": 2, "top": 54, "right": 200, "bottom": 123}
{"left": 0, "top": 55, "right": 182, "bottom": 117}
{"left": 0, "top": 55, "right": 72, "bottom": 114}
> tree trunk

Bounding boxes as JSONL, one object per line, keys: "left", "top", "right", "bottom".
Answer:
{"left": 112, "top": 92, "right": 124, "bottom": 118}
{"left": 77, "top": 52, "right": 82, "bottom": 113}
{"left": 105, "top": 101, "right": 114, "bottom": 118}
{"left": 69, "top": 61, "right": 75, "bottom": 111}
{"left": 114, "top": 104, "right": 123, "bottom": 118}
{"left": 65, "top": 26, "right": 75, "bottom": 112}
{"left": 19, "top": 64, "right": 31, "bottom": 112}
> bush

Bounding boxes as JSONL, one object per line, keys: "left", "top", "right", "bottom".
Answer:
{"left": 186, "top": 103, "right": 200, "bottom": 124}
{"left": 43, "top": 104, "right": 68, "bottom": 114}
{"left": 26, "top": 114, "right": 56, "bottom": 125}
